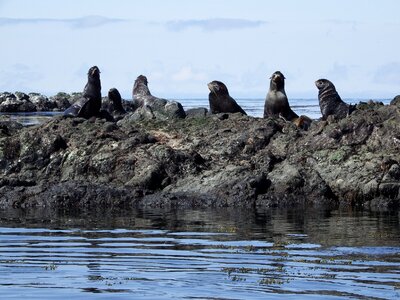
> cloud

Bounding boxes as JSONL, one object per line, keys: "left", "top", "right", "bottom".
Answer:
{"left": 166, "top": 18, "right": 266, "bottom": 32}
{"left": 0, "top": 15, "right": 125, "bottom": 29}
{"left": 171, "top": 66, "right": 207, "bottom": 82}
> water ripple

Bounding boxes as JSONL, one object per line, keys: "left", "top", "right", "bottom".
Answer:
{"left": 0, "top": 208, "right": 399, "bottom": 299}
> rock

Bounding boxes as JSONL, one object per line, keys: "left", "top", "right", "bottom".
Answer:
{"left": 49, "top": 92, "right": 74, "bottom": 111}
{"left": 0, "top": 92, "right": 79, "bottom": 112}
{"left": 185, "top": 107, "right": 208, "bottom": 118}
{"left": 121, "top": 100, "right": 137, "bottom": 112}
{"left": 356, "top": 99, "right": 384, "bottom": 110}
{"left": 0, "top": 91, "right": 139, "bottom": 113}
{"left": 0, "top": 103, "right": 399, "bottom": 210}
{"left": 390, "top": 95, "right": 400, "bottom": 106}
{"left": 14, "top": 92, "right": 30, "bottom": 101}
{"left": 0, "top": 92, "right": 15, "bottom": 104}
{"left": 0, "top": 115, "right": 23, "bottom": 137}
{"left": 29, "top": 93, "right": 57, "bottom": 111}
{"left": 0, "top": 92, "right": 36, "bottom": 112}
{"left": 118, "top": 100, "right": 186, "bottom": 124}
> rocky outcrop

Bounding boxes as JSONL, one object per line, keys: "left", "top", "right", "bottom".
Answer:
{"left": 0, "top": 92, "right": 36, "bottom": 112}
{"left": 0, "top": 92, "right": 139, "bottom": 113}
{"left": 0, "top": 92, "right": 74, "bottom": 112}
{"left": 0, "top": 103, "right": 399, "bottom": 210}
{"left": 390, "top": 95, "right": 400, "bottom": 106}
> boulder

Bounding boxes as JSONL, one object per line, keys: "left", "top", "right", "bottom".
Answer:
{"left": 390, "top": 95, "right": 400, "bottom": 106}
{"left": 0, "top": 92, "right": 36, "bottom": 112}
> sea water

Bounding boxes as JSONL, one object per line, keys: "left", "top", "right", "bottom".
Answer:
{"left": 0, "top": 207, "right": 399, "bottom": 299}
{"left": 0, "top": 98, "right": 391, "bottom": 126}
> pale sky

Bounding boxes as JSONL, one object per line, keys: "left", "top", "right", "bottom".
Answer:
{"left": 0, "top": 0, "right": 399, "bottom": 99}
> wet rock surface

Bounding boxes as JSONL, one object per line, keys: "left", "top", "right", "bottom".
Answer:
{"left": 0, "top": 103, "right": 400, "bottom": 210}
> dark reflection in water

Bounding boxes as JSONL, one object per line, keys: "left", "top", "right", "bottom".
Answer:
{"left": 0, "top": 112, "right": 62, "bottom": 126}
{"left": 0, "top": 207, "right": 399, "bottom": 299}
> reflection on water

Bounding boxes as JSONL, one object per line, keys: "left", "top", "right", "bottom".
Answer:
{"left": 0, "top": 112, "right": 62, "bottom": 126}
{"left": 0, "top": 207, "right": 399, "bottom": 299}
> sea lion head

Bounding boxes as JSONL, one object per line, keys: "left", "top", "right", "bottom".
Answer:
{"left": 269, "top": 71, "right": 286, "bottom": 90}
{"left": 136, "top": 75, "right": 148, "bottom": 86}
{"left": 270, "top": 71, "right": 285, "bottom": 83}
{"left": 88, "top": 66, "right": 100, "bottom": 79}
{"left": 108, "top": 88, "right": 122, "bottom": 103}
{"left": 207, "top": 80, "right": 229, "bottom": 96}
{"left": 315, "top": 79, "right": 335, "bottom": 91}
{"left": 133, "top": 75, "right": 151, "bottom": 97}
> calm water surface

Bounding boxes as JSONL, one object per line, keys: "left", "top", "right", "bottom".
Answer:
{"left": 0, "top": 208, "right": 399, "bottom": 299}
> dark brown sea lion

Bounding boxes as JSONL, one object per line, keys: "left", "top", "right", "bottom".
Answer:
{"left": 207, "top": 80, "right": 246, "bottom": 115}
{"left": 264, "top": 71, "right": 311, "bottom": 130}
{"left": 315, "top": 79, "right": 356, "bottom": 120}
{"left": 264, "top": 71, "right": 298, "bottom": 120}
{"left": 108, "top": 88, "right": 126, "bottom": 113}
{"left": 132, "top": 75, "right": 186, "bottom": 118}
{"left": 64, "top": 66, "right": 101, "bottom": 118}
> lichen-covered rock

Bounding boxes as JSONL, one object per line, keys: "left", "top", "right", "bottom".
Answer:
{"left": 0, "top": 104, "right": 399, "bottom": 210}
{"left": 0, "top": 92, "right": 36, "bottom": 112}
{"left": 49, "top": 92, "right": 75, "bottom": 111}
{"left": 28, "top": 93, "right": 57, "bottom": 111}
{"left": 0, "top": 92, "right": 78, "bottom": 112}
{"left": 185, "top": 107, "right": 208, "bottom": 118}
{"left": 390, "top": 95, "right": 400, "bottom": 106}
{"left": 118, "top": 99, "right": 186, "bottom": 124}
{"left": 0, "top": 116, "right": 23, "bottom": 137}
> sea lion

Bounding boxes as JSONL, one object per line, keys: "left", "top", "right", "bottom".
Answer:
{"left": 207, "top": 81, "right": 246, "bottom": 115}
{"left": 264, "top": 71, "right": 298, "bottom": 120}
{"left": 264, "top": 71, "right": 312, "bottom": 130}
{"left": 64, "top": 66, "right": 102, "bottom": 118}
{"left": 107, "top": 88, "right": 126, "bottom": 119}
{"left": 132, "top": 75, "right": 149, "bottom": 110}
{"left": 132, "top": 75, "right": 186, "bottom": 119}
{"left": 315, "top": 79, "right": 356, "bottom": 120}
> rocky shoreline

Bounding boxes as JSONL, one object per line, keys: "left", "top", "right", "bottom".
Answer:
{"left": 0, "top": 96, "right": 400, "bottom": 210}
{"left": 0, "top": 91, "right": 136, "bottom": 113}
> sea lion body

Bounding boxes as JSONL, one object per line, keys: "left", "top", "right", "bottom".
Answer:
{"left": 107, "top": 88, "right": 126, "bottom": 118}
{"left": 315, "top": 79, "right": 355, "bottom": 120}
{"left": 264, "top": 71, "right": 312, "bottom": 130}
{"left": 263, "top": 71, "right": 298, "bottom": 121}
{"left": 132, "top": 75, "right": 186, "bottom": 118}
{"left": 64, "top": 66, "right": 101, "bottom": 118}
{"left": 207, "top": 81, "right": 246, "bottom": 115}
{"left": 132, "top": 75, "right": 149, "bottom": 111}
